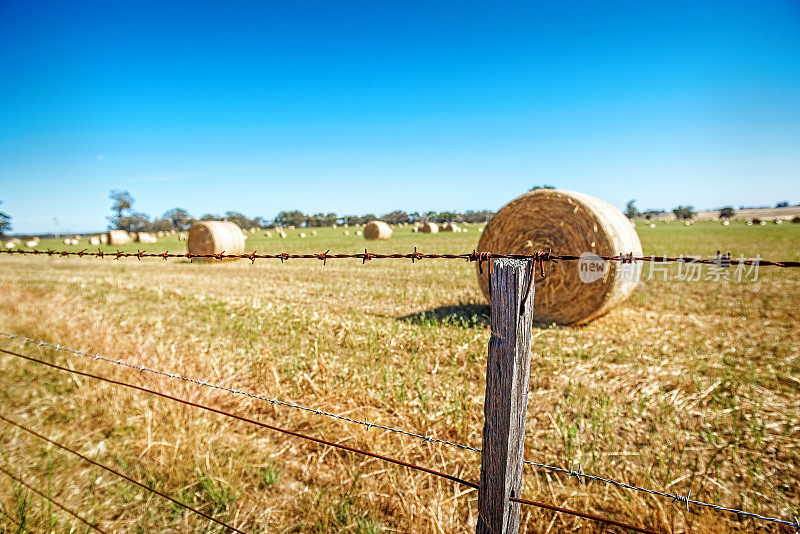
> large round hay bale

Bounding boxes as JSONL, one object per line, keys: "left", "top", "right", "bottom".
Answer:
{"left": 364, "top": 221, "right": 393, "bottom": 240}
{"left": 420, "top": 222, "right": 439, "bottom": 234}
{"left": 187, "top": 221, "right": 246, "bottom": 260}
{"left": 476, "top": 189, "right": 642, "bottom": 325}
{"left": 107, "top": 230, "right": 131, "bottom": 246}
{"left": 441, "top": 222, "right": 460, "bottom": 232}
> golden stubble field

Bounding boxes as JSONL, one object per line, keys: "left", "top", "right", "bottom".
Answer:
{"left": 0, "top": 221, "right": 798, "bottom": 533}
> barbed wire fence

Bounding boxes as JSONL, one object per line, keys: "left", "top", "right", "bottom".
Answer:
{"left": 1, "top": 249, "right": 799, "bottom": 532}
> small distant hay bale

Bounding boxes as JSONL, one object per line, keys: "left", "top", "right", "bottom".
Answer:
{"left": 476, "top": 189, "right": 642, "bottom": 325}
{"left": 774, "top": 219, "right": 783, "bottom": 225}
{"left": 249, "top": 228, "right": 256, "bottom": 233}
{"left": 343, "top": 230, "right": 350, "bottom": 236}
{"left": 107, "top": 230, "right": 131, "bottom": 246}
{"left": 722, "top": 220, "right": 730, "bottom": 226}
{"left": 364, "top": 221, "right": 392, "bottom": 240}
{"left": 100, "top": 233, "right": 108, "bottom": 244}
{"left": 311, "top": 230, "right": 317, "bottom": 236}
{"left": 25, "top": 240, "right": 38, "bottom": 248}
{"left": 265, "top": 231, "right": 272, "bottom": 238}
{"left": 187, "top": 221, "right": 246, "bottom": 260}
{"left": 63, "top": 238, "right": 71, "bottom": 245}
{"left": 178, "top": 232, "right": 188, "bottom": 242}
{"left": 73, "top": 235, "right": 81, "bottom": 239}
{"left": 441, "top": 222, "right": 460, "bottom": 232}
{"left": 287, "top": 225, "right": 296, "bottom": 230}
{"left": 156, "top": 231, "right": 164, "bottom": 237}
{"left": 89, "top": 236, "right": 100, "bottom": 246}
{"left": 299, "top": 232, "right": 307, "bottom": 238}
{"left": 332, "top": 224, "right": 337, "bottom": 229}
{"left": 4, "top": 241, "right": 16, "bottom": 249}
{"left": 746, "top": 220, "right": 753, "bottom": 226}
{"left": 411, "top": 227, "right": 418, "bottom": 233}
{"left": 420, "top": 222, "right": 439, "bottom": 233}
{"left": 683, "top": 220, "right": 691, "bottom": 227}
{"left": 649, "top": 223, "right": 656, "bottom": 228}
{"left": 278, "top": 230, "right": 287, "bottom": 239}
{"left": 478, "top": 227, "right": 484, "bottom": 232}
{"left": 356, "top": 230, "right": 362, "bottom": 236}
{"left": 136, "top": 232, "right": 157, "bottom": 244}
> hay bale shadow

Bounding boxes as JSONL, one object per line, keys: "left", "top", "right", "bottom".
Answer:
{"left": 400, "top": 304, "right": 565, "bottom": 330}
{"left": 399, "top": 304, "right": 490, "bottom": 329}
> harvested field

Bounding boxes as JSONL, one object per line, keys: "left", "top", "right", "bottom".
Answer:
{"left": 0, "top": 222, "right": 798, "bottom": 533}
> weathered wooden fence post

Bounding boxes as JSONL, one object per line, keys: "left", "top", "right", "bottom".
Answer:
{"left": 476, "top": 258, "right": 535, "bottom": 533}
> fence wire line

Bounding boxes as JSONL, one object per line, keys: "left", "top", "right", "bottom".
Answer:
{"left": 0, "top": 247, "right": 797, "bottom": 267}
{"left": 3, "top": 334, "right": 797, "bottom": 529}
{"left": 0, "top": 347, "right": 659, "bottom": 534}
{"left": 0, "top": 413, "right": 247, "bottom": 534}
{"left": 0, "top": 465, "right": 108, "bottom": 533}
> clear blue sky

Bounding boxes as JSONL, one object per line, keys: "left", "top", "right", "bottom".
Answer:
{"left": 1, "top": 1, "right": 799, "bottom": 233}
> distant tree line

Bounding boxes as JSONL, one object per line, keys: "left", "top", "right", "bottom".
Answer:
{"left": 0, "top": 201, "right": 11, "bottom": 237}
{"left": 107, "top": 190, "right": 494, "bottom": 233}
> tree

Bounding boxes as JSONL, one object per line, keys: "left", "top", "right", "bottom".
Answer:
{"left": 381, "top": 210, "right": 409, "bottom": 225}
{"left": 107, "top": 190, "right": 135, "bottom": 230}
{"left": 163, "top": 208, "right": 194, "bottom": 231}
{"left": 200, "top": 213, "right": 220, "bottom": 221}
{"left": 273, "top": 211, "right": 307, "bottom": 228}
{"left": 116, "top": 212, "right": 151, "bottom": 233}
{"left": 776, "top": 201, "right": 790, "bottom": 208}
{"left": 672, "top": 205, "right": 695, "bottom": 220}
{"left": 149, "top": 218, "right": 175, "bottom": 233}
{"left": 625, "top": 200, "right": 639, "bottom": 219}
{"left": 0, "top": 201, "right": 11, "bottom": 237}
{"left": 529, "top": 184, "right": 556, "bottom": 191}
{"left": 719, "top": 206, "right": 735, "bottom": 219}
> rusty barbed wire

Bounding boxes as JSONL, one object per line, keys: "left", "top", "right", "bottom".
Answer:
{"left": 0, "top": 347, "right": 660, "bottom": 534}
{"left": 0, "top": 465, "right": 108, "bottom": 533}
{"left": 3, "top": 334, "right": 797, "bottom": 529}
{"left": 0, "top": 247, "right": 798, "bottom": 267}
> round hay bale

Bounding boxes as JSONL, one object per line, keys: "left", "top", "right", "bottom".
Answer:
{"left": 89, "top": 236, "right": 100, "bottom": 246}
{"left": 100, "top": 233, "right": 108, "bottom": 244}
{"left": 356, "top": 230, "right": 362, "bottom": 236}
{"left": 420, "top": 222, "right": 439, "bottom": 234}
{"left": 441, "top": 222, "right": 459, "bottom": 232}
{"left": 187, "top": 221, "right": 246, "bottom": 260}
{"left": 343, "top": 230, "right": 350, "bottom": 236}
{"left": 364, "top": 221, "right": 393, "bottom": 240}
{"left": 136, "top": 232, "right": 157, "bottom": 244}
{"left": 476, "top": 189, "right": 642, "bottom": 325}
{"left": 25, "top": 240, "right": 38, "bottom": 248}
{"left": 107, "top": 230, "right": 131, "bottom": 246}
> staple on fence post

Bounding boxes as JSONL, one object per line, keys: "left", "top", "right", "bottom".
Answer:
{"left": 476, "top": 258, "right": 535, "bottom": 534}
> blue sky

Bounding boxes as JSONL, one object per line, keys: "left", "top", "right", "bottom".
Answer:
{"left": 1, "top": 1, "right": 799, "bottom": 233}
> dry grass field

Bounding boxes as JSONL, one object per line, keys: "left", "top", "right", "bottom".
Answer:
{"left": 0, "top": 221, "right": 798, "bottom": 533}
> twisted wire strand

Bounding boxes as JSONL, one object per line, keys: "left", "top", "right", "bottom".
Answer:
{"left": 0, "top": 465, "right": 107, "bottom": 533}
{"left": 2, "top": 334, "right": 796, "bottom": 529}
{"left": 0, "top": 416, "right": 246, "bottom": 533}
{"left": 0, "top": 348, "right": 658, "bottom": 534}
{"left": 0, "top": 248, "right": 796, "bottom": 267}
